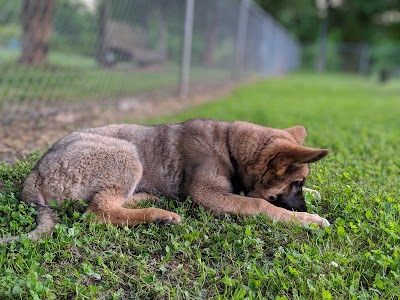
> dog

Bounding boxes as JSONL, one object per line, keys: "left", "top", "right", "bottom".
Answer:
{"left": 0, "top": 119, "right": 329, "bottom": 243}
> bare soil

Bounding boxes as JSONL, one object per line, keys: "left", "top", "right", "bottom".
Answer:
{"left": 0, "top": 83, "right": 235, "bottom": 163}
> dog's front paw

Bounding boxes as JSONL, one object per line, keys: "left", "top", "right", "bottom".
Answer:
{"left": 150, "top": 208, "right": 182, "bottom": 224}
{"left": 294, "top": 212, "right": 330, "bottom": 228}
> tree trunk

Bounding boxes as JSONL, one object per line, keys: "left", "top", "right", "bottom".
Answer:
{"left": 19, "top": 0, "right": 55, "bottom": 66}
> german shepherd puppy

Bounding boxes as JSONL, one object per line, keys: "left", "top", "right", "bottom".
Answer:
{"left": 1, "top": 119, "right": 329, "bottom": 243}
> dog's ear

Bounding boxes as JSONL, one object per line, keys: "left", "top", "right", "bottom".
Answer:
{"left": 286, "top": 126, "right": 307, "bottom": 144}
{"left": 273, "top": 142, "right": 329, "bottom": 176}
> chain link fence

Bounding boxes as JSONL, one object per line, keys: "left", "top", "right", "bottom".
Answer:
{"left": 0, "top": 0, "right": 300, "bottom": 126}
{"left": 303, "top": 42, "right": 400, "bottom": 81}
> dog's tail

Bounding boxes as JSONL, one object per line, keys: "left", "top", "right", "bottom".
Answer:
{"left": 0, "top": 172, "right": 57, "bottom": 244}
{"left": 0, "top": 205, "right": 56, "bottom": 244}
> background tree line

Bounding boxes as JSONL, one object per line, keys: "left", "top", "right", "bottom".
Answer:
{"left": 1, "top": 0, "right": 399, "bottom": 71}
{"left": 255, "top": 0, "right": 400, "bottom": 73}
{"left": 255, "top": 0, "right": 400, "bottom": 43}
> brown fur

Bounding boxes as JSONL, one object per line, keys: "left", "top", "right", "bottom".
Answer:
{"left": 0, "top": 119, "right": 329, "bottom": 243}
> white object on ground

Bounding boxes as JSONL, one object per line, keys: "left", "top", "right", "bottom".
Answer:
{"left": 303, "top": 187, "right": 321, "bottom": 200}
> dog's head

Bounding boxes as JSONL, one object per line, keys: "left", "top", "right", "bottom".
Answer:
{"left": 230, "top": 122, "right": 329, "bottom": 212}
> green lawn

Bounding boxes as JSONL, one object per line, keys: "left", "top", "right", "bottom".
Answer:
{"left": 1, "top": 73, "right": 399, "bottom": 299}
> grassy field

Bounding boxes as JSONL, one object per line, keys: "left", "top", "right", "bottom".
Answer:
{"left": 0, "top": 73, "right": 399, "bottom": 299}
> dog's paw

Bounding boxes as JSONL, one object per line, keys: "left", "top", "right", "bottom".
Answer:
{"left": 320, "top": 217, "right": 330, "bottom": 227}
{"left": 294, "top": 212, "right": 330, "bottom": 228}
{"left": 152, "top": 209, "right": 182, "bottom": 224}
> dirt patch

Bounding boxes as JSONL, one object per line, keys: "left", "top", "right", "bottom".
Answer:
{"left": 0, "top": 83, "right": 236, "bottom": 163}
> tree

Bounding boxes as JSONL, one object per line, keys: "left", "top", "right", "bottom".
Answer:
{"left": 326, "top": 0, "right": 400, "bottom": 71}
{"left": 254, "top": 0, "right": 320, "bottom": 43}
{"left": 329, "top": 0, "right": 400, "bottom": 43}
{"left": 255, "top": 0, "right": 400, "bottom": 44}
{"left": 0, "top": 0, "right": 20, "bottom": 25}
{"left": 52, "top": 0, "right": 97, "bottom": 56}
{"left": 19, "top": 0, "right": 55, "bottom": 66}
{"left": 256, "top": 0, "right": 400, "bottom": 73}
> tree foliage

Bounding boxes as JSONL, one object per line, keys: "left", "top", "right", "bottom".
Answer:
{"left": 0, "top": 0, "right": 21, "bottom": 25}
{"left": 254, "top": 0, "right": 320, "bottom": 43}
{"left": 329, "top": 0, "right": 400, "bottom": 42}
{"left": 255, "top": 0, "right": 400, "bottom": 43}
{"left": 52, "top": 0, "right": 97, "bottom": 56}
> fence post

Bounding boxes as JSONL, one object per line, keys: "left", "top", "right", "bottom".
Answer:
{"left": 179, "top": 0, "right": 195, "bottom": 98}
{"left": 358, "top": 44, "right": 370, "bottom": 75}
{"left": 96, "top": 0, "right": 110, "bottom": 66}
{"left": 315, "top": 5, "right": 330, "bottom": 72}
{"left": 233, "top": 0, "right": 250, "bottom": 80}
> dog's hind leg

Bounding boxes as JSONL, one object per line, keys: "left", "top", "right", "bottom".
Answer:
{"left": 87, "top": 190, "right": 181, "bottom": 226}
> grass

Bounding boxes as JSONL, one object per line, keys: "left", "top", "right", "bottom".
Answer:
{"left": 1, "top": 73, "right": 399, "bottom": 299}
{"left": 0, "top": 49, "right": 231, "bottom": 105}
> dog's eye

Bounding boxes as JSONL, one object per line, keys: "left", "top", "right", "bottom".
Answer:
{"left": 268, "top": 195, "right": 277, "bottom": 201}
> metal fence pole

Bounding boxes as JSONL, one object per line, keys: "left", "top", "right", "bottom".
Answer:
{"left": 315, "top": 5, "right": 330, "bottom": 72}
{"left": 179, "top": 0, "right": 194, "bottom": 98}
{"left": 233, "top": 0, "right": 250, "bottom": 80}
{"left": 358, "top": 44, "right": 370, "bottom": 74}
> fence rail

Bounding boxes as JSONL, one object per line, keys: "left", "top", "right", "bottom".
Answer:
{"left": 0, "top": 0, "right": 300, "bottom": 125}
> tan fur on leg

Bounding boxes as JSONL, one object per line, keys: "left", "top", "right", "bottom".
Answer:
{"left": 88, "top": 191, "right": 180, "bottom": 226}
{"left": 88, "top": 206, "right": 181, "bottom": 226}
{"left": 192, "top": 191, "right": 329, "bottom": 228}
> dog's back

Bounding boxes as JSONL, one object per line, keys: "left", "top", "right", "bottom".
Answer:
{"left": 79, "top": 119, "right": 231, "bottom": 198}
